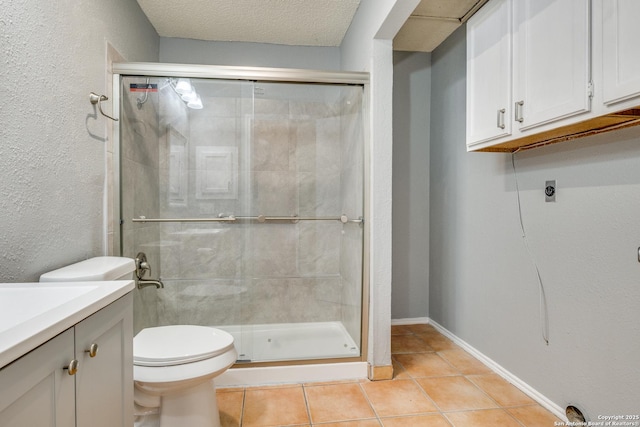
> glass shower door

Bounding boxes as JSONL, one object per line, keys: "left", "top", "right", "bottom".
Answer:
{"left": 119, "top": 76, "right": 255, "bottom": 358}
{"left": 119, "top": 74, "right": 364, "bottom": 364}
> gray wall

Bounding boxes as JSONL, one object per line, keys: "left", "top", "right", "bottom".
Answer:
{"left": 430, "top": 25, "right": 640, "bottom": 415}
{"left": 160, "top": 38, "right": 341, "bottom": 70}
{"left": 0, "top": 0, "right": 159, "bottom": 281}
{"left": 392, "top": 51, "right": 431, "bottom": 319}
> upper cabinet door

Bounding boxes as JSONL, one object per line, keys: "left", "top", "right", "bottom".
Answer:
{"left": 513, "top": 0, "right": 591, "bottom": 131}
{"left": 602, "top": 0, "right": 640, "bottom": 107}
{"left": 466, "top": 0, "right": 512, "bottom": 148}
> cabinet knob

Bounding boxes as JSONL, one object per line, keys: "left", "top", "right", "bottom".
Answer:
{"left": 64, "top": 359, "right": 79, "bottom": 376}
{"left": 86, "top": 343, "right": 99, "bottom": 358}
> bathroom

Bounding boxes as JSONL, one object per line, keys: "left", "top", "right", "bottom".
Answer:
{"left": 1, "top": 0, "right": 640, "bottom": 425}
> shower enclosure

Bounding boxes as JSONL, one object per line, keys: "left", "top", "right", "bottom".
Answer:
{"left": 113, "top": 63, "right": 367, "bottom": 364}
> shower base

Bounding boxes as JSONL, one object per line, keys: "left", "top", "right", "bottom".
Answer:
{"left": 213, "top": 321, "right": 367, "bottom": 387}
{"left": 218, "top": 321, "right": 360, "bottom": 363}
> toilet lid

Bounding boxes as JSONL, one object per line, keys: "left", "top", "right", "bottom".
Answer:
{"left": 134, "top": 325, "right": 235, "bottom": 367}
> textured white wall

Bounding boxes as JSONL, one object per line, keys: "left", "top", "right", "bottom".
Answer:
{"left": 430, "top": 25, "right": 640, "bottom": 415}
{"left": 341, "top": 0, "right": 421, "bottom": 367}
{"left": 0, "top": 0, "right": 159, "bottom": 281}
{"left": 392, "top": 51, "right": 431, "bottom": 319}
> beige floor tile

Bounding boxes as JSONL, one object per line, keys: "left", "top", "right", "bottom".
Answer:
{"left": 316, "top": 421, "right": 381, "bottom": 427}
{"left": 391, "top": 357, "right": 411, "bottom": 380}
{"left": 391, "top": 325, "right": 413, "bottom": 335}
{"left": 507, "top": 405, "right": 563, "bottom": 427}
{"left": 216, "top": 389, "right": 243, "bottom": 427}
{"left": 304, "top": 383, "right": 376, "bottom": 424}
{"left": 361, "top": 379, "right": 438, "bottom": 417}
{"left": 467, "top": 374, "right": 536, "bottom": 407}
{"left": 404, "top": 324, "right": 438, "bottom": 334}
{"left": 391, "top": 334, "right": 435, "bottom": 354}
{"left": 416, "top": 333, "right": 460, "bottom": 351}
{"left": 446, "top": 408, "right": 522, "bottom": 426}
{"left": 242, "top": 385, "right": 309, "bottom": 427}
{"left": 416, "top": 376, "right": 499, "bottom": 412}
{"left": 381, "top": 414, "right": 452, "bottom": 427}
{"left": 393, "top": 353, "right": 460, "bottom": 378}
{"left": 437, "top": 349, "right": 492, "bottom": 375}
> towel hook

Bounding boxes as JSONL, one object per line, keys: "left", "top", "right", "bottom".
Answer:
{"left": 89, "top": 92, "right": 119, "bottom": 121}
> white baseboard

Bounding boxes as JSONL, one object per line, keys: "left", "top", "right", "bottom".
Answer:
{"left": 427, "top": 318, "right": 567, "bottom": 422}
{"left": 391, "top": 317, "right": 429, "bottom": 326}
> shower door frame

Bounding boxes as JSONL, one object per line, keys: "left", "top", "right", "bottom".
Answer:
{"left": 111, "top": 62, "right": 371, "bottom": 366}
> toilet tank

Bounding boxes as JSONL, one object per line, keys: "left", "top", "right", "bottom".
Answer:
{"left": 39, "top": 256, "right": 136, "bottom": 282}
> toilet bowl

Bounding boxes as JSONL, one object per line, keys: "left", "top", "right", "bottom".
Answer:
{"left": 39, "top": 257, "right": 237, "bottom": 427}
{"left": 133, "top": 325, "right": 237, "bottom": 427}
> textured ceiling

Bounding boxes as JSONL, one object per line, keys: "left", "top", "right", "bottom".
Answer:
{"left": 136, "top": 0, "right": 487, "bottom": 52}
{"left": 136, "top": 0, "right": 361, "bottom": 46}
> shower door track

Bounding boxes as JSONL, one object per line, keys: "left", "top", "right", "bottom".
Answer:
{"left": 112, "top": 62, "right": 369, "bottom": 85}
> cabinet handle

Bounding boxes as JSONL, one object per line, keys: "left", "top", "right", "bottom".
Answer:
{"left": 64, "top": 359, "right": 79, "bottom": 376}
{"left": 515, "top": 100, "right": 524, "bottom": 123}
{"left": 497, "top": 108, "right": 506, "bottom": 129}
{"left": 86, "top": 343, "right": 99, "bottom": 358}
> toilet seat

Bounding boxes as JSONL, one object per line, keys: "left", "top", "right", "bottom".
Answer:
{"left": 134, "top": 325, "right": 235, "bottom": 367}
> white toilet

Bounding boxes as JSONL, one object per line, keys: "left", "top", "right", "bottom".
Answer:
{"left": 40, "top": 256, "right": 238, "bottom": 427}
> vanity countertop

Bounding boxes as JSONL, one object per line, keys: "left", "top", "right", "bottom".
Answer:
{"left": 0, "top": 280, "right": 134, "bottom": 368}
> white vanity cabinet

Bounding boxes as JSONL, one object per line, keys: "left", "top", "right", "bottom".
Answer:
{"left": 0, "top": 329, "right": 76, "bottom": 427}
{"left": 0, "top": 294, "right": 133, "bottom": 427}
{"left": 600, "top": 0, "right": 640, "bottom": 110}
{"left": 467, "top": 0, "right": 592, "bottom": 151}
{"left": 75, "top": 293, "right": 133, "bottom": 427}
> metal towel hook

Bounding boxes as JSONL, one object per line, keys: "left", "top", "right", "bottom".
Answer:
{"left": 89, "top": 92, "right": 119, "bottom": 121}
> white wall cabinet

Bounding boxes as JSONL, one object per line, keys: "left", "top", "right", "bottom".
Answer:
{"left": 601, "top": 0, "right": 640, "bottom": 108}
{"left": 466, "top": 0, "right": 512, "bottom": 147}
{"left": 513, "top": 0, "right": 590, "bottom": 131}
{"left": 467, "top": 0, "right": 593, "bottom": 151}
{"left": 0, "top": 294, "right": 133, "bottom": 427}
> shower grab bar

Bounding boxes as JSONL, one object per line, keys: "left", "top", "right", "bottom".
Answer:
{"left": 132, "top": 216, "right": 237, "bottom": 223}
{"left": 131, "top": 215, "right": 363, "bottom": 224}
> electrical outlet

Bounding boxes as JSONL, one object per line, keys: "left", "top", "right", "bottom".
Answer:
{"left": 545, "top": 180, "right": 556, "bottom": 202}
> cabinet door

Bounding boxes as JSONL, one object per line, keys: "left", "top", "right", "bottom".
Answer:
{"left": 513, "top": 0, "right": 591, "bottom": 130}
{"left": 602, "top": 0, "right": 640, "bottom": 106}
{"left": 466, "top": 0, "right": 512, "bottom": 148}
{"left": 0, "top": 329, "right": 75, "bottom": 427}
{"left": 75, "top": 294, "right": 133, "bottom": 427}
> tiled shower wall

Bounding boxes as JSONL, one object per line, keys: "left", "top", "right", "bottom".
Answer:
{"left": 122, "top": 78, "right": 364, "bottom": 348}
{"left": 120, "top": 78, "right": 163, "bottom": 333}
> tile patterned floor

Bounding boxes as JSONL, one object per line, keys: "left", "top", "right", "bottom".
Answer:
{"left": 216, "top": 324, "right": 563, "bottom": 427}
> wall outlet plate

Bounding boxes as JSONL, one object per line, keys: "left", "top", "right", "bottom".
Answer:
{"left": 545, "top": 180, "right": 556, "bottom": 202}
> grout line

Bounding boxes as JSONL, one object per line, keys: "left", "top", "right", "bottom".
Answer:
{"left": 239, "top": 387, "right": 246, "bottom": 427}
{"left": 357, "top": 381, "right": 383, "bottom": 423}
{"left": 301, "top": 383, "right": 313, "bottom": 425}
{"left": 409, "top": 376, "right": 447, "bottom": 416}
